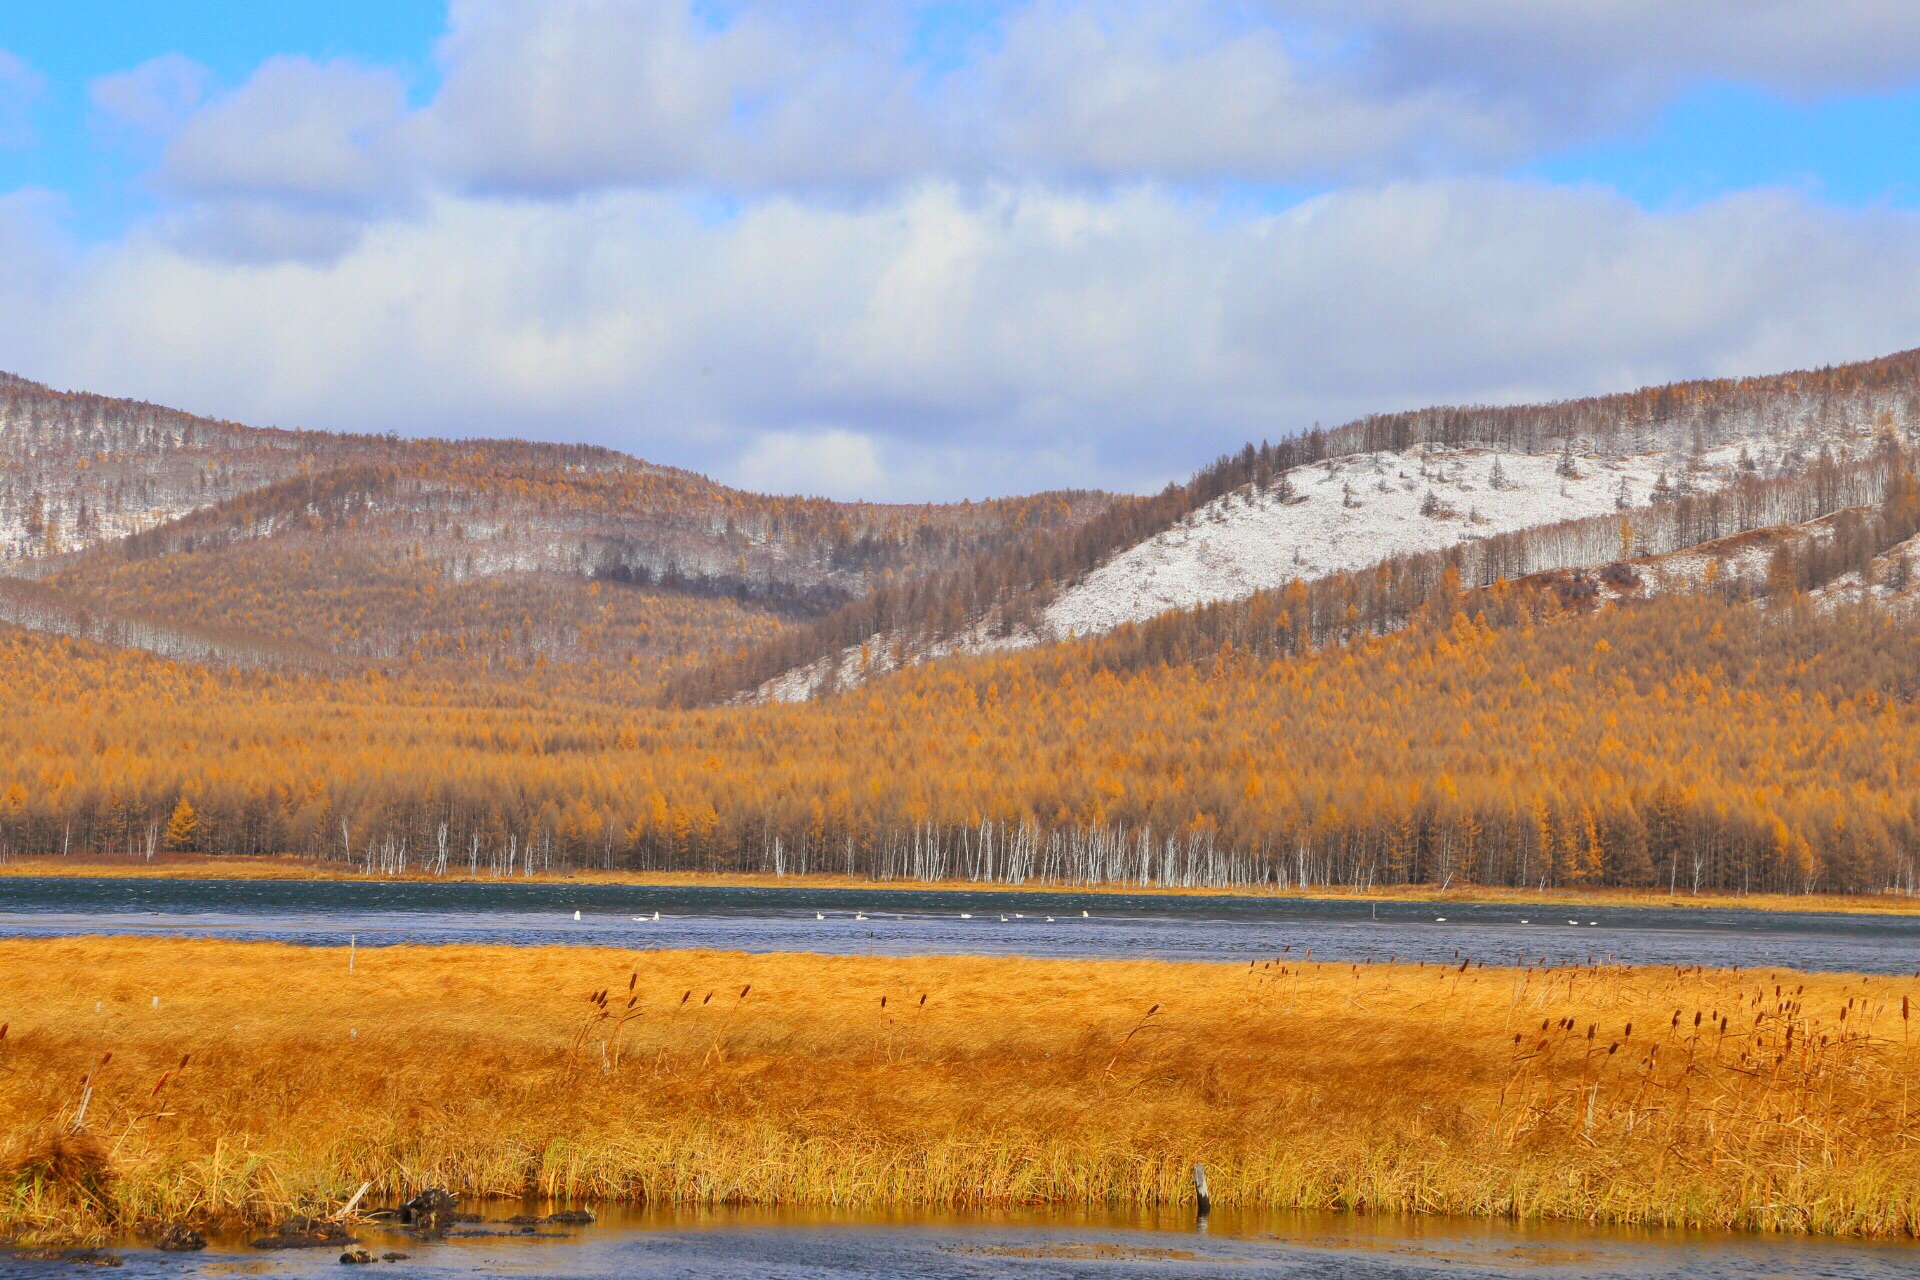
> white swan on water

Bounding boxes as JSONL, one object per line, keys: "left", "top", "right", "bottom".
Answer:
{"left": 959, "top": 913, "right": 972, "bottom": 919}
{"left": 572, "top": 910, "right": 581, "bottom": 921}
{"left": 816, "top": 912, "right": 826, "bottom": 920}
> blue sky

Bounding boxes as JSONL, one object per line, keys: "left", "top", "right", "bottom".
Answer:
{"left": 1527, "top": 83, "right": 1920, "bottom": 209}
{"left": 2, "top": 2, "right": 445, "bottom": 238}
{"left": 2, "top": 2, "right": 1919, "bottom": 499}
{"left": 8, "top": 3, "right": 1918, "bottom": 230}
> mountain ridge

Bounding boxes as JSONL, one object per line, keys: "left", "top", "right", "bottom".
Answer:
{"left": 6, "top": 346, "right": 1920, "bottom": 702}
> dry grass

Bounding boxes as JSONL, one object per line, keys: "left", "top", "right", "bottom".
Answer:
{"left": 4, "top": 855, "right": 1917, "bottom": 916}
{"left": 2, "top": 937, "right": 1917, "bottom": 1244}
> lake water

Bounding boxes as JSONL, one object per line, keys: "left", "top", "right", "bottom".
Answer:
{"left": 7, "top": 1204, "right": 1918, "bottom": 1279}
{"left": 2, "top": 875, "right": 1919, "bottom": 973}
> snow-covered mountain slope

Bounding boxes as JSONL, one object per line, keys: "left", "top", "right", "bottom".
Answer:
{"left": 748, "top": 441, "right": 1737, "bottom": 701}
{"left": 753, "top": 617, "right": 1039, "bottom": 704}
{"left": 747, "top": 426, "right": 1898, "bottom": 703}
{"left": 1045, "top": 443, "right": 1741, "bottom": 636}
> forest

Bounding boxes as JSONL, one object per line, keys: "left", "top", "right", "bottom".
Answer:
{"left": 2, "top": 558, "right": 1918, "bottom": 894}
{"left": 7, "top": 363, "right": 1920, "bottom": 897}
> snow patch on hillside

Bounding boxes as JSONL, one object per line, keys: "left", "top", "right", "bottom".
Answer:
{"left": 0, "top": 502, "right": 212, "bottom": 567}
{"left": 1045, "top": 443, "right": 1751, "bottom": 637}
{"left": 1636, "top": 532, "right": 1782, "bottom": 597}
{"left": 1815, "top": 530, "right": 1920, "bottom": 611}
{"left": 749, "top": 618, "right": 1041, "bottom": 705}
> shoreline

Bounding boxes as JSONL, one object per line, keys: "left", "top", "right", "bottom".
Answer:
{"left": 3, "top": 854, "right": 1917, "bottom": 916}
{"left": 2, "top": 936, "right": 1914, "bottom": 1245}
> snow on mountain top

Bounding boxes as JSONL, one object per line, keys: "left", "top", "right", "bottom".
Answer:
{"left": 1044, "top": 442, "right": 1756, "bottom": 638}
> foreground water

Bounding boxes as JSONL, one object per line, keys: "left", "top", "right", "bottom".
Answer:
{"left": 7, "top": 1205, "right": 1918, "bottom": 1278}
{"left": 2, "top": 876, "right": 1919, "bottom": 972}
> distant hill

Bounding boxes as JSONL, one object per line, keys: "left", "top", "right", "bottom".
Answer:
{"left": 690, "top": 348, "right": 1920, "bottom": 703}
{"left": 0, "top": 373, "right": 1113, "bottom": 692}
{"left": 6, "top": 353, "right": 1920, "bottom": 896}
{"left": 6, "top": 347, "right": 1920, "bottom": 705}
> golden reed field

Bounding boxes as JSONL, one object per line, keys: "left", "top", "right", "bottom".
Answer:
{"left": 2, "top": 937, "right": 1917, "bottom": 1244}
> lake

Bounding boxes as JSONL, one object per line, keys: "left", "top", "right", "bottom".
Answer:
{"left": 3, "top": 876, "right": 1918, "bottom": 972}
{"left": 9, "top": 1204, "right": 1918, "bottom": 1279}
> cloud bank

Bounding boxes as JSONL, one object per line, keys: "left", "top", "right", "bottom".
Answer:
{"left": 4, "top": 2, "right": 1920, "bottom": 498}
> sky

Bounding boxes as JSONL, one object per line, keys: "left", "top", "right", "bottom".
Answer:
{"left": 2, "top": 2, "right": 1920, "bottom": 500}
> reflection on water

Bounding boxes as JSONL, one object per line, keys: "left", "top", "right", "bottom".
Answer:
{"left": 3, "top": 876, "right": 1920, "bottom": 973}
{"left": 13, "top": 1203, "right": 1919, "bottom": 1278}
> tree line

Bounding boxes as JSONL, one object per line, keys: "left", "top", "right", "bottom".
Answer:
{"left": 4, "top": 552, "right": 1920, "bottom": 895}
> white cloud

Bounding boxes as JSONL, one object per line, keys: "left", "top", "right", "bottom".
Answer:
{"left": 77, "top": 0, "right": 1920, "bottom": 260}
{"left": 89, "top": 54, "right": 209, "bottom": 140}
{"left": 4, "top": 180, "right": 1919, "bottom": 498}
{"left": 1316, "top": 1, "right": 1920, "bottom": 95}
{"left": 420, "top": 0, "right": 935, "bottom": 193}
{"left": 735, "top": 428, "right": 889, "bottom": 499}
{"left": 142, "top": 56, "right": 412, "bottom": 261}
{"left": 12, "top": 3, "right": 1920, "bottom": 500}
{"left": 965, "top": 2, "right": 1537, "bottom": 183}
{"left": 0, "top": 48, "right": 45, "bottom": 147}
{"left": 158, "top": 56, "right": 409, "bottom": 206}
{"left": 0, "top": 188, "right": 71, "bottom": 298}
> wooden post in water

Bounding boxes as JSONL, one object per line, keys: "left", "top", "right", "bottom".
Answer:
{"left": 1192, "top": 1163, "right": 1210, "bottom": 1219}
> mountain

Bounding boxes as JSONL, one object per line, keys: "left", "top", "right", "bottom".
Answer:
{"left": 5, "top": 349, "right": 1920, "bottom": 894}
{"left": 0, "top": 373, "right": 1113, "bottom": 692}
{"left": 5, "top": 347, "right": 1919, "bottom": 705}
{"left": 691, "top": 348, "right": 1920, "bottom": 703}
